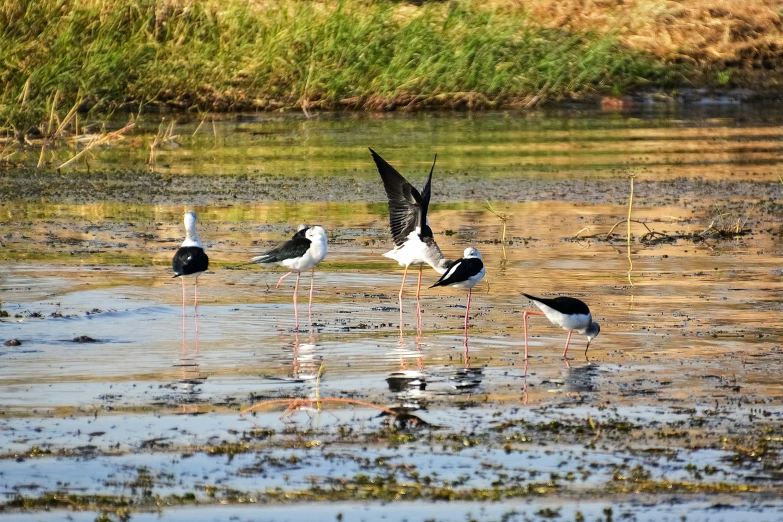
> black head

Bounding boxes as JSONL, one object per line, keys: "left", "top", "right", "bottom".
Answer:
{"left": 294, "top": 226, "right": 310, "bottom": 238}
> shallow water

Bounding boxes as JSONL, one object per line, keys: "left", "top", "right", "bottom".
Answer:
{"left": 1, "top": 106, "right": 782, "bottom": 520}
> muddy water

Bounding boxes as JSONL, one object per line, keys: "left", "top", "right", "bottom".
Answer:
{"left": 1, "top": 107, "right": 782, "bottom": 520}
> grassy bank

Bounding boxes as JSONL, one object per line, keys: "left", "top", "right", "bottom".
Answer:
{"left": 1, "top": 0, "right": 781, "bottom": 131}
{"left": 1, "top": 0, "right": 673, "bottom": 127}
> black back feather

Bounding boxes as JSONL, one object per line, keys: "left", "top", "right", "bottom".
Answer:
{"left": 522, "top": 294, "right": 591, "bottom": 316}
{"left": 369, "top": 148, "right": 436, "bottom": 246}
{"left": 255, "top": 228, "right": 312, "bottom": 263}
{"left": 172, "top": 246, "right": 209, "bottom": 277}
{"left": 430, "top": 258, "right": 484, "bottom": 288}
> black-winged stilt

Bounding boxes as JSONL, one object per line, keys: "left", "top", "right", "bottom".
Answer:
{"left": 249, "top": 225, "right": 328, "bottom": 329}
{"left": 369, "top": 148, "right": 450, "bottom": 331}
{"left": 172, "top": 211, "right": 209, "bottom": 331}
{"left": 522, "top": 294, "right": 600, "bottom": 359}
{"left": 430, "top": 247, "right": 486, "bottom": 345}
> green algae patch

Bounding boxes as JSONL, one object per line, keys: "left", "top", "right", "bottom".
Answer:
{"left": 607, "top": 480, "right": 765, "bottom": 495}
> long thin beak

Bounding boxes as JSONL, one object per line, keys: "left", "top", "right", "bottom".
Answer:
{"left": 584, "top": 340, "right": 591, "bottom": 357}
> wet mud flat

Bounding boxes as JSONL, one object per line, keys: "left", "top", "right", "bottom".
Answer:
{"left": 2, "top": 167, "right": 782, "bottom": 207}
{"left": 2, "top": 109, "right": 783, "bottom": 520}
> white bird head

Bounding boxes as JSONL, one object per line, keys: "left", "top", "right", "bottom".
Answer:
{"left": 306, "top": 225, "right": 327, "bottom": 242}
{"left": 184, "top": 210, "right": 197, "bottom": 230}
{"left": 182, "top": 210, "right": 202, "bottom": 248}
{"left": 304, "top": 225, "right": 328, "bottom": 262}
{"left": 463, "top": 247, "right": 482, "bottom": 259}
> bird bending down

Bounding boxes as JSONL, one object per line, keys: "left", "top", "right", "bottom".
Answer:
{"left": 249, "top": 225, "right": 328, "bottom": 329}
{"left": 522, "top": 294, "right": 600, "bottom": 359}
{"left": 430, "top": 247, "right": 486, "bottom": 347}
{"left": 369, "top": 148, "right": 450, "bottom": 332}
{"left": 172, "top": 211, "right": 209, "bottom": 336}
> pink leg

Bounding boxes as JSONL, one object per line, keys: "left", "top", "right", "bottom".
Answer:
{"left": 194, "top": 276, "right": 199, "bottom": 333}
{"left": 562, "top": 330, "right": 573, "bottom": 358}
{"left": 276, "top": 271, "right": 293, "bottom": 289}
{"left": 181, "top": 277, "right": 186, "bottom": 336}
{"left": 523, "top": 311, "right": 545, "bottom": 360}
{"left": 398, "top": 266, "right": 408, "bottom": 333}
{"left": 293, "top": 272, "right": 300, "bottom": 329}
{"left": 464, "top": 288, "right": 472, "bottom": 345}
{"left": 194, "top": 276, "right": 200, "bottom": 353}
{"left": 181, "top": 277, "right": 186, "bottom": 354}
{"left": 415, "top": 265, "right": 423, "bottom": 334}
{"left": 308, "top": 268, "right": 315, "bottom": 324}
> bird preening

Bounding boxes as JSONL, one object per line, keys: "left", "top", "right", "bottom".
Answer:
{"left": 168, "top": 152, "right": 603, "bottom": 373}
{"left": 247, "top": 224, "right": 328, "bottom": 330}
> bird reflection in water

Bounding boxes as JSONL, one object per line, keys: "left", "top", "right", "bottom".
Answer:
{"left": 386, "top": 330, "right": 427, "bottom": 411}
{"left": 536, "top": 360, "right": 598, "bottom": 403}
{"left": 449, "top": 336, "right": 483, "bottom": 395}
{"left": 289, "top": 329, "right": 320, "bottom": 383}
{"left": 563, "top": 362, "right": 599, "bottom": 394}
{"left": 176, "top": 307, "right": 207, "bottom": 415}
{"left": 242, "top": 326, "right": 417, "bottom": 427}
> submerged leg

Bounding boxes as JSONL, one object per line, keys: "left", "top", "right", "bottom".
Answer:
{"left": 276, "top": 271, "right": 293, "bottom": 289}
{"left": 293, "top": 272, "right": 300, "bottom": 329}
{"left": 522, "top": 311, "right": 545, "bottom": 360}
{"left": 562, "top": 330, "right": 573, "bottom": 358}
{"left": 308, "top": 268, "right": 315, "bottom": 324}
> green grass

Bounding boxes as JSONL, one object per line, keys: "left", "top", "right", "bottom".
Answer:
{"left": 0, "top": 0, "right": 675, "bottom": 130}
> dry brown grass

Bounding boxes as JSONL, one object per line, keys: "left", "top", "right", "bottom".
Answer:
{"left": 509, "top": 0, "right": 783, "bottom": 83}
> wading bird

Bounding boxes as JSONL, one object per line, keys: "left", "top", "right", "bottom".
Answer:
{"left": 249, "top": 225, "right": 328, "bottom": 329}
{"left": 172, "top": 211, "right": 209, "bottom": 331}
{"left": 522, "top": 294, "right": 600, "bottom": 359}
{"left": 430, "top": 247, "right": 486, "bottom": 346}
{"left": 369, "top": 148, "right": 450, "bottom": 331}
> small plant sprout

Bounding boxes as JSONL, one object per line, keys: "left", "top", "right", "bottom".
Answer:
{"left": 485, "top": 201, "right": 512, "bottom": 260}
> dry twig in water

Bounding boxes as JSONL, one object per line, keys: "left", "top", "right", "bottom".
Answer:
{"left": 240, "top": 397, "right": 396, "bottom": 422}
{"left": 58, "top": 120, "right": 135, "bottom": 169}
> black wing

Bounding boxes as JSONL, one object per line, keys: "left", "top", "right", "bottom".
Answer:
{"left": 430, "top": 258, "right": 484, "bottom": 288}
{"left": 252, "top": 228, "right": 312, "bottom": 263}
{"left": 369, "top": 148, "right": 436, "bottom": 246}
{"left": 523, "top": 294, "right": 591, "bottom": 315}
{"left": 172, "top": 246, "right": 209, "bottom": 277}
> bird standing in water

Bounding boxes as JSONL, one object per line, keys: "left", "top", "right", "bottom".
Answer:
{"left": 249, "top": 225, "right": 328, "bottom": 329}
{"left": 172, "top": 211, "right": 209, "bottom": 334}
{"left": 370, "top": 148, "right": 450, "bottom": 332}
{"left": 430, "top": 247, "right": 486, "bottom": 347}
{"left": 522, "top": 294, "right": 600, "bottom": 359}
